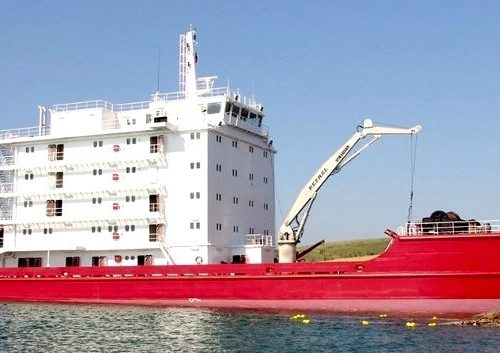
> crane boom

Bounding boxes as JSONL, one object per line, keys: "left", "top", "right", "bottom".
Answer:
{"left": 277, "top": 119, "right": 421, "bottom": 263}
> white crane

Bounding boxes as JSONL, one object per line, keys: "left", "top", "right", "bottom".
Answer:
{"left": 277, "top": 119, "right": 422, "bottom": 263}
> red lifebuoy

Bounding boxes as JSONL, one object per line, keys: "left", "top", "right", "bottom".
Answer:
{"left": 113, "top": 144, "right": 121, "bottom": 152}
{"left": 112, "top": 232, "right": 120, "bottom": 240}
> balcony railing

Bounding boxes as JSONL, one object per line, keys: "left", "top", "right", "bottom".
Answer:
{"left": 397, "top": 220, "right": 500, "bottom": 236}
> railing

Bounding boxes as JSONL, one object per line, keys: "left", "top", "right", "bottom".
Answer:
{"left": 223, "top": 114, "right": 269, "bottom": 136}
{"left": 0, "top": 182, "right": 14, "bottom": 194}
{"left": 0, "top": 126, "right": 51, "bottom": 141}
{"left": 52, "top": 100, "right": 114, "bottom": 112}
{"left": 245, "top": 234, "right": 273, "bottom": 247}
{"left": 0, "top": 210, "right": 13, "bottom": 221}
{"left": 0, "top": 156, "right": 15, "bottom": 166}
{"left": 397, "top": 220, "right": 500, "bottom": 236}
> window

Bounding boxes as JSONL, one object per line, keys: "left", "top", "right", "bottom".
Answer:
{"left": 216, "top": 135, "right": 222, "bottom": 143}
{"left": 46, "top": 199, "right": 63, "bottom": 216}
{"left": 137, "top": 255, "right": 153, "bottom": 266}
{"left": 150, "top": 135, "right": 163, "bottom": 153}
{"left": 65, "top": 257, "right": 80, "bottom": 267}
{"left": 126, "top": 195, "right": 136, "bottom": 202}
{"left": 215, "top": 193, "right": 222, "bottom": 201}
{"left": 190, "top": 132, "right": 200, "bottom": 140}
{"left": 91, "top": 197, "right": 102, "bottom": 204}
{"left": 190, "top": 162, "right": 201, "bottom": 169}
{"left": 207, "top": 102, "right": 221, "bottom": 114}
{"left": 48, "top": 144, "right": 64, "bottom": 161}
{"left": 149, "top": 194, "right": 159, "bottom": 212}
{"left": 150, "top": 224, "right": 164, "bottom": 242}
{"left": 264, "top": 203, "right": 269, "bottom": 210}
{"left": 249, "top": 146, "right": 254, "bottom": 153}
{"left": 233, "top": 225, "right": 239, "bottom": 233}
{"left": 233, "top": 197, "right": 239, "bottom": 205}
{"left": 263, "top": 230, "right": 269, "bottom": 235}
{"left": 93, "top": 141, "right": 103, "bottom": 147}
{"left": 43, "top": 228, "right": 53, "bottom": 234}
{"left": 126, "top": 167, "right": 137, "bottom": 173}
{"left": 93, "top": 169, "right": 103, "bottom": 176}
{"left": 249, "top": 173, "right": 254, "bottom": 181}
{"left": 216, "top": 164, "right": 222, "bottom": 172}
{"left": 249, "top": 227, "right": 255, "bottom": 234}
{"left": 24, "top": 173, "right": 34, "bottom": 180}
{"left": 126, "top": 138, "right": 137, "bottom": 145}
{"left": 232, "top": 169, "right": 238, "bottom": 177}
{"left": 231, "top": 105, "right": 240, "bottom": 118}
{"left": 263, "top": 176, "right": 268, "bottom": 184}
{"left": 241, "top": 108, "right": 248, "bottom": 121}
{"left": 263, "top": 150, "right": 268, "bottom": 158}
{"left": 190, "top": 222, "right": 200, "bottom": 230}
{"left": 25, "top": 146, "right": 35, "bottom": 153}
{"left": 232, "top": 140, "right": 238, "bottom": 148}
{"left": 55, "top": 172, "right": 63, "bottom": 188}
{"left": 92, "top": 256, "right": 107, "bottom": 267}
{"left": 23, "top": 200, "right": 33, "bottom": 208}
{"left": 18, "top": 257, "right": 42, "bottom": 267}
{"left": 216, "top": 223, "right": 222, "bottom": 231}
{"left": 248, "top": 200, "right": 254, "bottom": 207}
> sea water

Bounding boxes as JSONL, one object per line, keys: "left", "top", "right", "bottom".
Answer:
{"left": 0, "top": 303, "right": 498, "bottom": 353}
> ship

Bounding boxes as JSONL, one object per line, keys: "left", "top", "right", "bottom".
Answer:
{"left": 0, "top": 27, "right": 499, "bottom": 316}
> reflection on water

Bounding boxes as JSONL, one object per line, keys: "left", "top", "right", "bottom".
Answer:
{"left": 0, "top": 303, "right": 498, "bottom": 353}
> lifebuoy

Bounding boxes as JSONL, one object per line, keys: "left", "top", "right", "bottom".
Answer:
{"left": 195, "top": 256, "right": 203, "bottom": 264}
{"left": 355, "top": 264, "right": 364, "bottom": 272}
{"left": 112, "top": 232, "right": 120, "bottom": 240}
{"left": 113, "top": 144, "right": 121, "bottom": 152}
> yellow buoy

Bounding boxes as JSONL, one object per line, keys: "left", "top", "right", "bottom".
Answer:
{"left": 428, "top": 322, "right": 437, "bottom": 327}
{"left": 361, "top": 320, "right": 370, "bottom": 326}
{"left": 405, "top": 321, "right": 417, "bottom": 328}
{"left": 302, "top": 319, "right": 310, "bottom": 324}
{"left": 379, "top": 314, "right": 388, "bottom": 318}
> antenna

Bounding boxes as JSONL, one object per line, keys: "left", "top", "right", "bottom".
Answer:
{"left": 156, "top": 40, "right": 161, "bottom": 93}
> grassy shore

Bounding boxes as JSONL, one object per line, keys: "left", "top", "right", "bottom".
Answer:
{"left": 298, "top": 238, "right": 391, "bottom": 261}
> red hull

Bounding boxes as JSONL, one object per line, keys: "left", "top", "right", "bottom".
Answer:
{"left": 1, "top": 232, "right": 500, "bottom": 316}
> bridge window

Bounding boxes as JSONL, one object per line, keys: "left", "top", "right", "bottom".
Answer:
{"left": 207, "top": 102, "right": 221, "bottom": 114}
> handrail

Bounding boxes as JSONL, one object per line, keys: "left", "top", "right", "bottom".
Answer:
{"left": 397, "top": 220, "right": 500, "bottom": 236}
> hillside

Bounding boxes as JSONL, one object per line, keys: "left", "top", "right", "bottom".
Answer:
{"left": 298, "top": 238, "right": 391, "bottom": 262}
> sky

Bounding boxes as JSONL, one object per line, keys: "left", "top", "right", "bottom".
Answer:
{"left": 1, "top": 1, "right": 499, "bottom": 243}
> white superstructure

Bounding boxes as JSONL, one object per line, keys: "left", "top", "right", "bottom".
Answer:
{"left": 0, "top": 27, "right": 275, "bottom": 268}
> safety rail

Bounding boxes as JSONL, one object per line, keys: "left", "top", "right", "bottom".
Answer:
{"left": 0, "top": 126, "right": 51, "bottom": 141}
{"left": 0, "top": 182, "right": 14, "bottom": 194}
{"left": 0, "top": 210, "right": 13, "bottom": 221}
{"left": 397, "top": 220, "right": 500, "bottom": 236}
{"left": 51, "top": 86, "right": 263, "bottom": 113}
{"left": 245, "top": 234, "right": 274, "bottom": 246}
{"left": 0, "top": 262, "right": 359, "bottom": 280}
{"left": 0, "top": 156, "right": 15, "bottom": 167}
{"left": 223, "top": 115, "right": 269, "bottom": 136}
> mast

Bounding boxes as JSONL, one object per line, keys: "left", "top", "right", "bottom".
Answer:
{"left": 179, "top": 25, "right": 198, "bottom": 98}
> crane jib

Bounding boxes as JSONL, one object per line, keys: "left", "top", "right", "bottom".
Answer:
{"left": 309, "top": 167, "right": 328, "bottom": 190}
{"left": 335, "top": 145, "right": 350, "bottom": 162}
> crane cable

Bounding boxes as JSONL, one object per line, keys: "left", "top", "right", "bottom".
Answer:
{"left": 407, "top": 133, "right": 418, "bottom": 223}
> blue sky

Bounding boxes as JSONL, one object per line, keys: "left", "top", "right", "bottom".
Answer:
{"left": 1, "top": 1, "right": 499, "bottom": 242}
